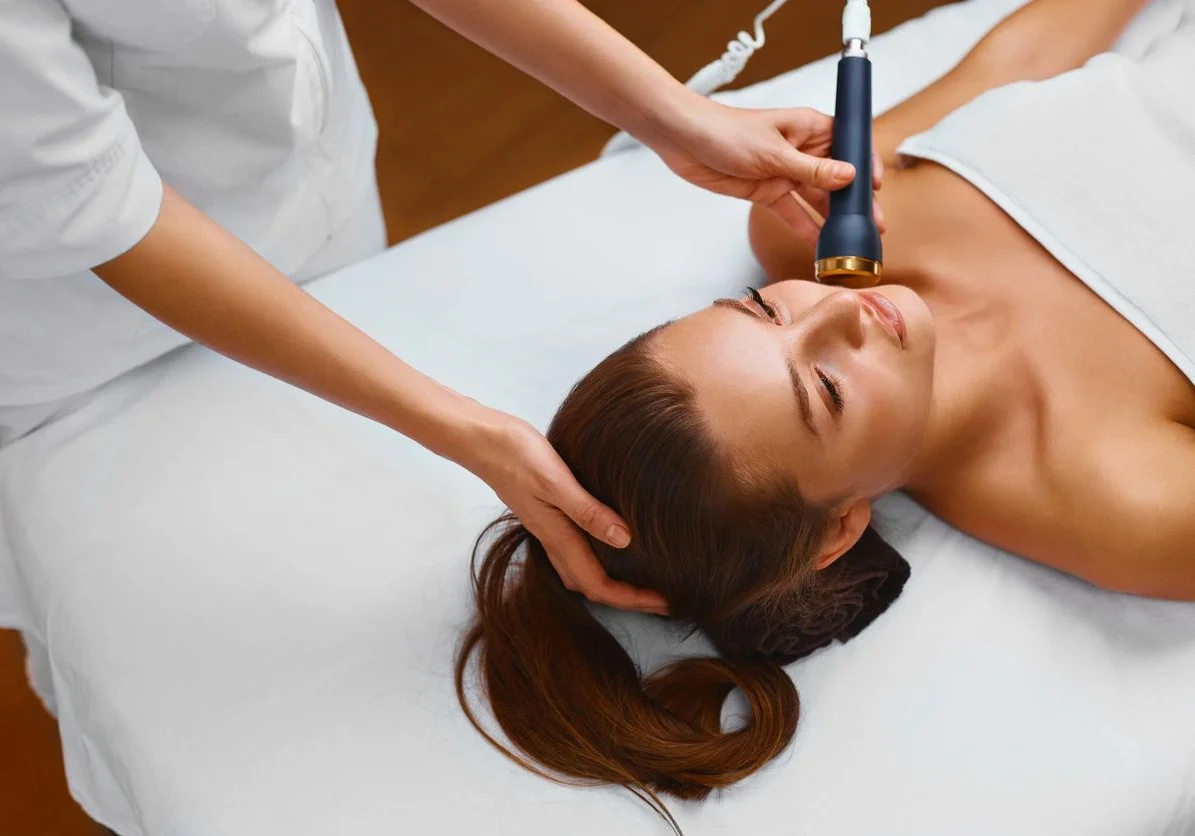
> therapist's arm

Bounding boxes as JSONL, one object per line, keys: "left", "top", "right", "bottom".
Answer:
{"left": 93, "top": 185, "right": 668, "bottom": 615}
{"left": 409, "top": 0, "right": 883, "bottom": 245}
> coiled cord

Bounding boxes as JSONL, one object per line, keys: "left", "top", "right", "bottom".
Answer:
{"left": 602, "top": 0, "right": 873, "bottom": 157}
{"left": 602, "top": 0, "right": 790, "bottom": 155}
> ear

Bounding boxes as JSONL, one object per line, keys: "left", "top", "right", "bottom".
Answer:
{"left": 815, "top": 499, "right": 872, "bottom": 571}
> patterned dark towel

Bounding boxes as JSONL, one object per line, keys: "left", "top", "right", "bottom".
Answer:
{"left": 707, "top": 526, "right": 911, "bottom": 665}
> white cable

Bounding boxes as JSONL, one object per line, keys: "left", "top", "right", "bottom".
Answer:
{"left": 601, "top": 0, "right": 872, "bottom": 156}
{"left": 602, "top": 0, "right": 790, "bottom": 156}
{"left": 843, "top": 0, "right": 872, "bottom": 45}
{"left": 686, "top": 0, "right": 791, "bottom": 96}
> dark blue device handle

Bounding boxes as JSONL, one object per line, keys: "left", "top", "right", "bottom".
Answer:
{"left": 815, "top": 55, "right": 882, "bottom": 264}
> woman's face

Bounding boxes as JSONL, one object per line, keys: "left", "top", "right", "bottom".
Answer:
{"left": 652, "top": 281, "right": 936, "bottom": 504}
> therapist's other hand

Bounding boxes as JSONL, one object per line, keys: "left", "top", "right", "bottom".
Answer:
{"left": 468, "top": 410, "right": 670, "bottom": 616}
{"left": 649, "top": 99, "right": 885, "bottom": 248}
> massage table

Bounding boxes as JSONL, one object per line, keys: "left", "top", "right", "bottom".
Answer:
{"left": 3, "top": 1, "right": 1195, "bottom": 833}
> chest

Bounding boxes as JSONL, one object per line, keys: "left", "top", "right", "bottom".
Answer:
{"left": 885, "top": 165, "right": 1195, "bottom": 557}
{"left": 931, "top": 214, "right": 1195, "bottom": 439}
{"left": 887, "top": 164, "right": 1195, "bottom": 436}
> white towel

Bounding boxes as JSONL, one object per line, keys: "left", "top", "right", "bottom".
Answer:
{"left": 899, "top": 0, "right": 1195, "bottom": 383}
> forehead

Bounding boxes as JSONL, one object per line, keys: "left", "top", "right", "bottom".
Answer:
{"left": 652, "top": 305, "right": 800, "bottom": 478}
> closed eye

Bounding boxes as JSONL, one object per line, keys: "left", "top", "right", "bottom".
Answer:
{"left": 746, "top": 286, "right": 780, "bottom": 322}
{"left": 817, "top": 367, "right": 845, "bottom": 417}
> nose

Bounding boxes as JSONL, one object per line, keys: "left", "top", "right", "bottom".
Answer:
{"left": 791, "top": 289, "right": 864, "bottom": 349}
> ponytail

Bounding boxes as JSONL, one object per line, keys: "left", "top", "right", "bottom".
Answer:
{"left": 454, "top": 517, "right": 800, "bottom": 832}
{"left": 454, "top": 329, "right": 911, "bottom": 830}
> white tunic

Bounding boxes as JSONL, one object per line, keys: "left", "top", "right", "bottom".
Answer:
{"left": 0, "top": 0, "right": 379, "bottom": 407}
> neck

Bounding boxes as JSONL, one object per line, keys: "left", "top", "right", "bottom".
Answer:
{"left": 894, "top": 312, "right": 1022, "bottom": 498}
{"left": 899, "top": 376, "right": 985, "bottom": 495}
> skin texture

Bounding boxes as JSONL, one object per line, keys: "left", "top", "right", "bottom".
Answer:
{"left": 694, "top": 0, "right": 1195, "bottom": 600}
{"left": 653, "top": 282, "right": 935, "bottom": 571}
{"left": 655, "top": 283, "right": 935, "bottom": 505}
{"left": 738, "top": 173, "right": 1195, "bottom": 599}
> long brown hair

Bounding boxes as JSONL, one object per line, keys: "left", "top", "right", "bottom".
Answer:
{"left": 455, "top": 327, "right": 908, "bottom": 831}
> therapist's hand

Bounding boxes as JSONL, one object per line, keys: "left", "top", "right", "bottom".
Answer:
{"left": 648, "top": 99, "right": 885, "bottom": 249}
{"left": 467, "top": 410, "right": 670, "bottom": 616}
{"left": 95, "top": 188, "right": 657, "bottom": 620}
{"left": 411, "top": 0, "right": 881, "bottom": 246}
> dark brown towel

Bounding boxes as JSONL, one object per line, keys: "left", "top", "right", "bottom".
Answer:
{"left": 707, "top": 526, "right": 910, "bottom": 665}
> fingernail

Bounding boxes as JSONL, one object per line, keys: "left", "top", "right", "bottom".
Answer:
{"left": 606, "top": 525, "right": 630, "bottom": 548}
{"left": 833, "top": 162, "right": 854, "bottom": 181}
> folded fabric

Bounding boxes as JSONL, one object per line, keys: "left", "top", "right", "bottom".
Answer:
{"left": 707, "top": 526, "right": 911, "bottom": 665}
{"left": 899, "top": 0, "right": 1195, "bottom": 384}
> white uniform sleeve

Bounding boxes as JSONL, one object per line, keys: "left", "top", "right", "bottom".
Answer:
{"left": 0, "top": 0, "right": 162, "bottom": 280}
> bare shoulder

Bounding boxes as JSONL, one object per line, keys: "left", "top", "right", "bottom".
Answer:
{"left": 919, "top": 416, "right": 1195, "bottom": 601}
{"left": 1024, "top": 419, "right": 1195, "bottom": 600}
{"left": 1069, "top": 421, "right": 1195, "bottom": 599}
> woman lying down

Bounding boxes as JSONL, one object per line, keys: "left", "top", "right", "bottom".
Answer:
{"left": 457, "top": 0, "right": 1195, "bottom": 824}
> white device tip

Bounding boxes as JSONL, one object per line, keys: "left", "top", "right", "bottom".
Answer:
{"left": 843, "top": 0, "right": 871, "bottom": 44}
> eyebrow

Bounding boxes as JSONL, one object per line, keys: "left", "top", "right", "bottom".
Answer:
{"left": 711, "top": 298, "right": 820, "bottom": 439}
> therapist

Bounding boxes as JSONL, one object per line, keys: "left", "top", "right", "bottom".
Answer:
{"left": 0, "top": 0, "right": 880, "bottom": 615}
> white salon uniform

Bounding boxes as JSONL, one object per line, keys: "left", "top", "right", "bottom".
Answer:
{"left": 0, "top": 0, "right": 384, "bottom": 443}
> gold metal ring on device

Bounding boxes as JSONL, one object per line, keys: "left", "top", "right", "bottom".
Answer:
{"left": 814, "top": 256, "right": 883, "bottom": 288}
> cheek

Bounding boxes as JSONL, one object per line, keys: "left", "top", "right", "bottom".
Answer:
{"left": 849, "top": 362, "right": 926, "bottom": 477}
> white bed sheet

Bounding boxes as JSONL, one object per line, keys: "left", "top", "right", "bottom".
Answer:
{"left": 4, "top": 1, "right": 1195, "bottom": 834}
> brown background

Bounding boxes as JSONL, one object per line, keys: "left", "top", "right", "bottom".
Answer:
{"left": 0, "top": 0, "right": 941, "bottom": 831}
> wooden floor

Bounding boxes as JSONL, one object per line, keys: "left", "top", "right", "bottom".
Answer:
{"left": 361, "top": 0, "right": 941, "bottom": 245}
{"left": 0, "top": 1, "right": 941, "bottom": 831}
{"left": 0, "top": 630, "right": 105, "bottom": 834}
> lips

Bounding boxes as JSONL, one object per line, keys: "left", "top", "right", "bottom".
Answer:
{"left": 859, "top": 291, "right": 907, "bottom": 348}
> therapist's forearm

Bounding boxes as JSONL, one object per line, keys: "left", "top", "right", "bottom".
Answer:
{"left": 407, "top": 0, "right": 700, "bottom": 151}
{"left": 93, "top": 185, "right": 492, "bottom": 466}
